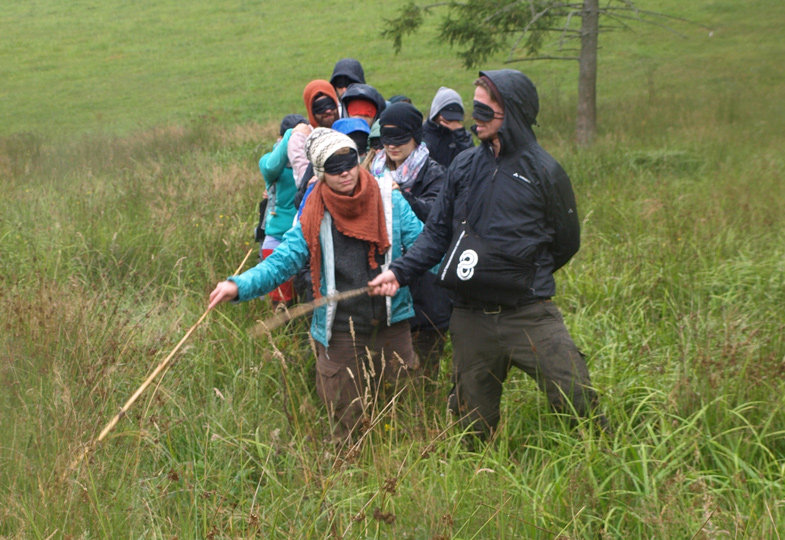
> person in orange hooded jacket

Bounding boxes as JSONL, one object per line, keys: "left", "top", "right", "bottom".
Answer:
{"left": 288, "top": 80, "right": 340, "bottom": 183}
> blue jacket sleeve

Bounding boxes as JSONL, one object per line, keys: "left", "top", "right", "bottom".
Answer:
{"left": 259, "top": 129, "right": 293, "bottom": 189}
{"left": 228, "top": 222, "right": 308, "bottom": 301}
{"left": 393, "top": 190, "right": 423, "bottom": 250}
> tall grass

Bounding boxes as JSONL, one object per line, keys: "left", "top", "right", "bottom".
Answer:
{"left": 2, "top": 0, "right": 785, "bottom": 538}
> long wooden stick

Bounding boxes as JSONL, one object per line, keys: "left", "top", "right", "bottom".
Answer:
{"left": 252, "top": 286, "right": 371, "bottom": 336}
{"left": 66, "top": 248, "right": 255, "bottom": 475}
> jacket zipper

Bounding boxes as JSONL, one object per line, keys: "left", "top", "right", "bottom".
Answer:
{"left": 440, "top": 226, "right": 466, "bottom": 281}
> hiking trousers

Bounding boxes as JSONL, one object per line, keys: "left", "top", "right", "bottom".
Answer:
{"left": 315, "top": 321, "right": 419, "bottom": 441}
{"left": 449, "top": 300, "right": 597, "bottom": 437}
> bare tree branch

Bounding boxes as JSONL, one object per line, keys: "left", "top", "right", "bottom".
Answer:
{"left": 604, "top": 6, "right": 713, "bottom": 30}
{"left": 600, "top": 12, "right": 635, "bottom": 33}
{"left": 559, "top": 9, "right": 582, "bottom": 48}
{"left": 504, "top": 55, "right": 579, "bottom": 63}
{"left": 506, "top": 3, "right": 559, "bottom": 61}
{"left": 604, "top": 11, "right": 689, "bottom": 38}
{"left": 500, "top": 26, "right": 581, "bottom": 36}
{"left": 484, "top": 0, "right": 530, "bottom": 24}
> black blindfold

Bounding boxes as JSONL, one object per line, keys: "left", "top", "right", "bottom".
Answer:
{"left": 379, "top": 125, "right": 414, "bottom": 146}
{"left": 472, "top": 100, "right": 504, "bottom": 122}
{"left": 323, "top": 150, "right": 359, "bottom": 175}
{"left": 312, "top": 96, "right": 337, "bottom": 115}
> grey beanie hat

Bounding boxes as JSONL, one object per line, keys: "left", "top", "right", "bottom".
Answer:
{"left": 304, "top": 127, "right": 358, "bottom": 179}
{"left": 428, "top": 87, "right": 464, "bottom": 122}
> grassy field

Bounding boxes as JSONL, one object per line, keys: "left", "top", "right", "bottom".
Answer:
{"left": 2, "top": 0, "right": 785, "bottom": 538}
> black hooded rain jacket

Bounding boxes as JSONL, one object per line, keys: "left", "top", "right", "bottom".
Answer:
{"left": 389, "top": 69, "right": 580, "bottom": 305}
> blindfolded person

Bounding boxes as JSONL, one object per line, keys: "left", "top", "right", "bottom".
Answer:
{"left": 209, "top": 128, "right": 426, "bottom": 442}
{"left": 369, "top": 102, "right": 452, "bottom": 377}
{"left": 287, "top": 80, "right": 341, "bottom": 184}
{"left": 256, "top": 113, "right": 308, "bottom": 310}
{"left": 422, "top": 86, "right": 474, "bottom": 168}
{"left": 330, "top": 58, "right": 365, "bottom": 99}
{"left": 369, "top": 70, "right": 607, "bottom": 442}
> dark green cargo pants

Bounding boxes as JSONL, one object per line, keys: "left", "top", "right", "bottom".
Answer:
{"left": 449, "top": 300, "right": 598, "bottom": 438}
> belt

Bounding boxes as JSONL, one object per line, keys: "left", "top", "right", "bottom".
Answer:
{"left": 456, "top": 298, "right": 551, "bottom": 314}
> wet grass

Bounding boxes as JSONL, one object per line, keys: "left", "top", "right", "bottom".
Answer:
{"left": 2, "top": 0, "right": 785, "bottom": 537}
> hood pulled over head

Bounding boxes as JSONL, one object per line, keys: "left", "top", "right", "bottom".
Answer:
{"left": 340, "top": 83, "right": 386, "bottom": 122}
{"left": 478, "top": 69, "right": 539, "bottom": 155}
{"left": 302, "top": 80, "right": 339, "bottom": 127}
{"left": 330, "top": 58, "right": 365, "bottom": 86}
{"left": 428, "top": 86, "right": 464, "bottom": 122}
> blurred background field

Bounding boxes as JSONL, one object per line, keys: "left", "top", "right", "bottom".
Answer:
{"left": 2, "top": 0, "right": 784, "bottom": 538}
{"left": 3, "top": 0, "right": 781, "bottom": 140}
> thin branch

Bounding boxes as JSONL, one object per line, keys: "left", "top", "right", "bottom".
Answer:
{"left": 499, "top": 26, "right": 581, "bottom": 35}
{"left": 542, "top": 1, "right": 584, "bottom": 8}
{"left": 253, "top": 287, "right": 371, "bottom": 335}
{"left": 484, "top": 0, "right": 582, "bottom": 23}
{"left": 604, "top": 5, "right": 713, "bottom": 30}
{"left": 545, "top": 26, "right": 581, "bottom": 33}
{"left": 65, "top": 247, "right": 256, "bottom": 478}
{"left": 560, "top": 9, "right": 578, "bottom": 48}
{"left": 594, "top": 23, "right": 639, "bottom": 32}
{"left": 690, "top": 509, "right": 716, "bottom": 540}
{"left": 484, "top": 0, "right": 528, "bottom": 24}
{"left": 603, "top": 11, "right": 689, "bottom": 38}
{"left": 503, "top": 1, "right": 554, "bottom": 60}
{"left": 524, "top": 5, "right": 558, "bottom": 34}
{"left": 508, "top": 3, "right": 557, "bottom": 61}
{"left": 505, "top": 55, "right": 579, "bottom": 63}
{"left": 600, "top": 11, "right": 635, "bottom": 33}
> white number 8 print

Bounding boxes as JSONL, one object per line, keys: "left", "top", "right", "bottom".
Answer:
{"left": 456, "top": 249, "right": 478, "bottom": 281}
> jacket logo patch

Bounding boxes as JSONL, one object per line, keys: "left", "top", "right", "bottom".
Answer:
{"left": 512, "top": 172, "right": 531, "bottom": 184}
{"left": 457, "top": 249, "right": 479, "bottom": 281}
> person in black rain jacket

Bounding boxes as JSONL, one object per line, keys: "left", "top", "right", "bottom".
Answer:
{"left": 369, "top": 69, "right": 604, "bottom": 440}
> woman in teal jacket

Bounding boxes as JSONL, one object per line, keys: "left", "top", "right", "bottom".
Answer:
{"left": 210, "top": 128, "right": 424, "bottom": 441}
{"left": 257, "top": 114, "right": 307, "bottom": 308}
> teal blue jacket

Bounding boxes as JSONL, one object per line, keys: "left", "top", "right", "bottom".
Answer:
{"left": 229, "top": 176, "right": 423, "bottom": 347}
{"left": 259, "top": 128, "right": 298, "bottom": 239}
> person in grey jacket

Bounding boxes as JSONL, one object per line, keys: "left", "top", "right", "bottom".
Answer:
{"left": 422, "top": 86, "right": 474, "bottom": 168}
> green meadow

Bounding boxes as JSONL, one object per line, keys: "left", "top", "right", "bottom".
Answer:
{"left": 2, "top": 0, "right": 785, "bottom": 537}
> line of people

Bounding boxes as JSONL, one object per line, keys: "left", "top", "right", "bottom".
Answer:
{"left": 208, "top": 58, "right": 605, "bottom": 444}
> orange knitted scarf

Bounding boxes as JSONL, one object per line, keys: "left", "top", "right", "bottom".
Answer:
{"left": 299, "top": 168, "right": 390, "bottom": 299}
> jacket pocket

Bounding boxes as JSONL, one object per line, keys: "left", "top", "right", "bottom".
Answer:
{"left": 316, "top": 355, "right": 347, "bottom": 378}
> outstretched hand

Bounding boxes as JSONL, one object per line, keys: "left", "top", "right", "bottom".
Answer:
{"left": 368, "top": 270, "right": 400, "bottom": 297}
{"left": 208, "top": 281, "right": 239, "bottom": 310}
